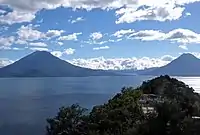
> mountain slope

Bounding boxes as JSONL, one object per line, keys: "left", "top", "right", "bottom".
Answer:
{"left": 0, "top": 51, "right": 115, "bottom": 77}
{"left": 140, "top": 53, "right": 200, "bottom": 76}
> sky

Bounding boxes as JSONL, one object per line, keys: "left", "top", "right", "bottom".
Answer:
{"left": 1, "top": 0, "right": 200, "bottom": 70}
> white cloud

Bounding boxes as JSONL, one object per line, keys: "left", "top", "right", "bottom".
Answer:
{"left": 64, "top": 48, "right": 75, "bottom": 55}
{"left": 0, "top": 9, "right": 6, "bottom": 14}
{"left": 12, "top": 47, "right": 24, "bottom": 50}
{"left": 46, "top": 30, "right": 65, "bottom": 38}
{"left": 0, "top": 46, "right": 11, "bottom": 50}
{"left": 30, "top": 47, "right": 49, "bottom": 51}
{"left": 161, "top": 55, "right": 175, "bottom": 61}
{"left": 116, "top": 38, "right": 123, "bottom": 42}
{"left": 17, "top": 24, "right": 45, "bottom": 41}
{"left": 0, "top": 36, "right": 15, "bottom": 46}
{"left": 58, "top": 33, "right": 82, "bottom": 41}
{"left": 0, "top": 10, "right": 36, "bottom": 25}
{"left": 165, "top": 28, "right": 200, "bottom": 44}
{"left": 29, "top": 42, "right": 47, "bottom": 47}
{"left": 69, "top": 17, "right": 85, "bottom": 24}
{"left": 128, "top": 29, "right": 200, "bottom": 45}
{"left": 51, "top": 48, "right": 75, "bottom": 57}
{"left": 15, "top": 39, "right": 28, "bottom": 45}
{"left": 113, "top": 29, "right": 135, "bottom": 38}
{"left": 84, "top": 40, "right": 108, "bottom": 45}
{"left": 90, "top": 32, "right": 103, "bottom": 40}
{"left": 0, "top": 0, "right": 138, "bottom": 13}
{"left": 0, "top": 58, "right": 13, "bottom": 68}
{"left": 68, "top": 55, "right": 172, "bottom": 70}
{"left": 0, "top": 0, "right": 130, "bottom": 24}
{"left": 0, "top": 46, "right": 24, "bottom": 51}
{"left": 0, "top": 36, "right": 15, "bottom": 47}
{"left": 93, "top": 46, "right": 110, "bottom": 50}
{"left": 179, "top": 44, "right": 188, "bottom": 50}
{"left": 51, "top": 51, "right": 63, "bottom": 57}
{"left": 186, "top": 12, "right": 191, "bottom": 16}
{"left": 37, "top": 19, "right": 43, "bottom": 23}
{"left": 83, "top": 34, "right": 122, "bottom": 45}
{"left": 116, "top": 5, "right": 185, "bottom": 24}
{"left": 17, "top": 25, "right": 65, "bottom": 44}
{"left": 85, "top": 32, "right": 111, "bottom": 45}
{"left": 7, "top": 0, "right": 195, "bottom": 13}
{"left": 57, "top": 42, "right": 64, "bottom": 45}
{"left": 115, "top": 0, "right": 199, "bottom": 24}
{"left": 0, "top": 0, "right": 199, "bottom": 24}
{"left": 129, "top": 30, "right": 165, "bottom": 41}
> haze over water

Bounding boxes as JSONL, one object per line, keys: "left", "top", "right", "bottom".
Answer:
{"left": 177, "top": 77, "right": 200, "bottom": 93}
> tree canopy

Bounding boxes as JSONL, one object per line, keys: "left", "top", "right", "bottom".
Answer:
{"left": 46, "top": 75, "right": 200, "bottom": 135}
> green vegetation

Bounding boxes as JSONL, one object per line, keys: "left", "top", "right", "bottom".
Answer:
{"left": 46, "top": 75, "right": 200, "bottom": 135}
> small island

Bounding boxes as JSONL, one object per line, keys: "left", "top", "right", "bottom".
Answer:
{"left": 46, "top": 75, "right": 200, "bottom": 135}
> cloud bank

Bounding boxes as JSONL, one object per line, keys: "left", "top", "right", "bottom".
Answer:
{"left": 0, "top": 0, "right": 198, "bottom": 25}
{"left": 68, "top": 55, "right": 175, "bottom": 70}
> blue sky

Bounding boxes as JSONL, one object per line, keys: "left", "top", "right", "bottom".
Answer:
{"left": 1, "top": 0, "right": 200, "bottom": 70}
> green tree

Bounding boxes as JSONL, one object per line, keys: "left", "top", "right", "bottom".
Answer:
{"left": 46, "top": 104, "right": 88, "bottom": 135}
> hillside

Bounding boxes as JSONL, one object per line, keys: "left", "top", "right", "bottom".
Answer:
{"left": 46, "top": 75, "right": 200, "bottom": 135}
{"left": 0, "top": 51, "right": 115, "bottom": 77}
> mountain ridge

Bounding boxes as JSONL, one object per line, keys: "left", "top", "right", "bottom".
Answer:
{"left": 0, "top": 51, "right": 116, "bottom": 77}
{"left": 139, "top": 53, "right": 200, "bottom": 76}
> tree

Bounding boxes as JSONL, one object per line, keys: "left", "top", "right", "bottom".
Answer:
{"left": 46, "top": 104, "right": 88, "bottom": 135}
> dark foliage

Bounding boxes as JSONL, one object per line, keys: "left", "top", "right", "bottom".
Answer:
{"left": 46, "top": 75, "right": 200, "bottom": 135}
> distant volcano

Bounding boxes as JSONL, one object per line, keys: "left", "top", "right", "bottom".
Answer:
{"left": 0, "top": 51, "right": 115, "bottom": 77}
{"left": 140, "top": 53, "right": 200, "bottom": 76}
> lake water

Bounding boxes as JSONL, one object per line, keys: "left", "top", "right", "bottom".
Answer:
{"left": 0, "top": 76, "right": 199, "bottom": 135}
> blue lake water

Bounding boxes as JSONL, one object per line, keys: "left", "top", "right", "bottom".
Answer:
{"left": 0, "top": 76, "right": 199, "bottom": 135}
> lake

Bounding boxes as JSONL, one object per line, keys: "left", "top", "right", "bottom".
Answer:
{"left": 0, "top": 76, "right": 199, "bottom": 135}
